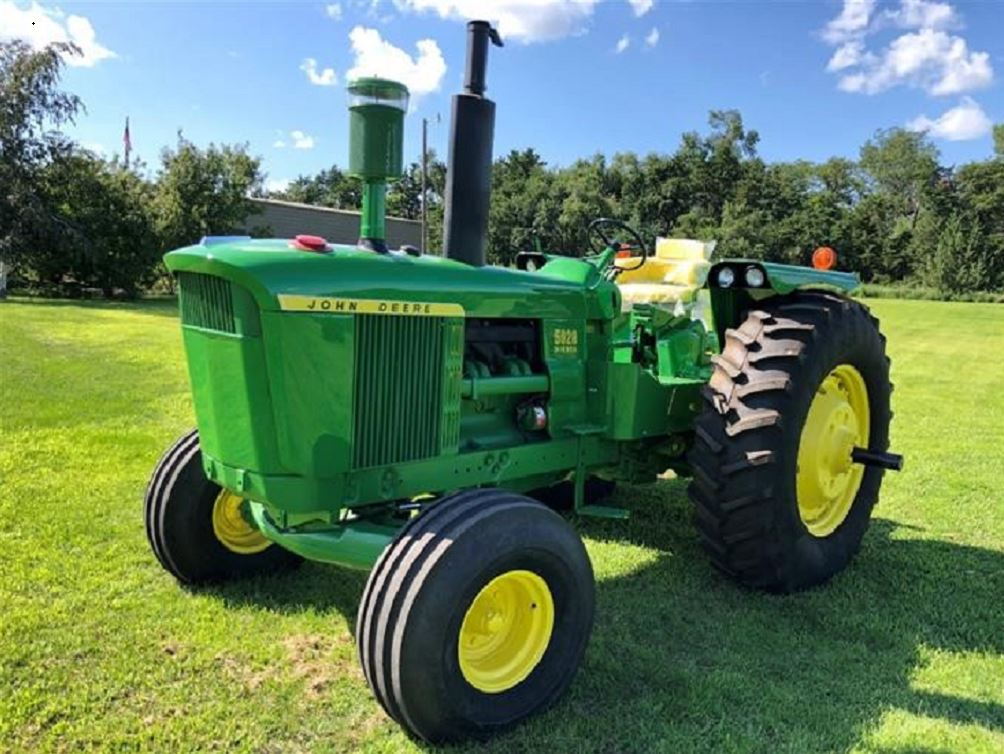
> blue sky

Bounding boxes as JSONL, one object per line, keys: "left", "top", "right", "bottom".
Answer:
{"left": 3, "top": 1, "right": 1002, "bottom": 192}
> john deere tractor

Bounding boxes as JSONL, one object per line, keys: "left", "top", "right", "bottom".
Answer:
{"left": 145, "top": 22, "right": 902, "bottom": 743}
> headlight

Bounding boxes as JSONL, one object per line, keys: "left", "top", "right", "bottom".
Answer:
{"left": 745, "top": 266, "right": 765, "bottom": 287}
{"left": 717, "top": 267, "right": 735, "bottom": 288}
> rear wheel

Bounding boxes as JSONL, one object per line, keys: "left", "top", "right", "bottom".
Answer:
{"left": 356, "top": 488, "right": 595, "bottom": 743}
{"left": 144, "top": 429, "right": 301, "bottom": 585}
{"left": 687, "top": 293, "right": 892, "bottom": 592}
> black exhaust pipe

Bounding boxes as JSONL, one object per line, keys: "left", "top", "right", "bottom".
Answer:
{"left": 442, "top": 21, "right": 503, "bottom": 266}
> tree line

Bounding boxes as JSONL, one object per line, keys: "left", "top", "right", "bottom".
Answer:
{"left": 278, "top": 110, "right": 1004, "bottom": 297}
{"left": 2, "top": 41, "right": 265, "bottom": 297}
{"left": 4, "top": 39, "right": 1003, "bottom": 299}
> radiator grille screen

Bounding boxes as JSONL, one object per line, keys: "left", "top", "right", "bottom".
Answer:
{"left": 352, "top": 315, "right": 447, "bottom": 469}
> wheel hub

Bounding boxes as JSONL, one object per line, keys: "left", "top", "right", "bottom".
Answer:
{"left": 458, "top": 569, "right": 554, "bottom": 694}
{"left": 211, "top": 490, "right": 272, "bottom": 554}
{"left": 796, "top": 364, "right": 870, "bottom": 537}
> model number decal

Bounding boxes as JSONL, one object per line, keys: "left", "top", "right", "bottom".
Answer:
{"left": 552, "top": 327, "right": 579, "bottom": 355}
{"left": 278, "top": 295, "right": 464, "bottom": 317}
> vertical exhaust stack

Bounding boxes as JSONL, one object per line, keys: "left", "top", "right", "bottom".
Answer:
{"left": 443, "top": 21, "right": 503, "bottom": 266}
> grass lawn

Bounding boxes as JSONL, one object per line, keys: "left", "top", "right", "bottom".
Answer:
{"left": 2, "top": 296, "right": 1003, "bottom": 753}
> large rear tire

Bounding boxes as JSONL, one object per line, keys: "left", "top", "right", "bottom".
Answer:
{"left": 144, "top": 429, "right": 301, "bottom": 585}
{"left": 687, "top": 293, "right": 892, "bottom": 593}
{"left": 356, "top": 488, "right": 595, "bottom": 743}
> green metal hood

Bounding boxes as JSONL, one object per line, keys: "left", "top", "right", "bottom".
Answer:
{"left": 165, "top": 239, "right": 613, "bottom": 320}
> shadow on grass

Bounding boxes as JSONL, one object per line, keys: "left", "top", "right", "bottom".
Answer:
{"left": 200, "top": 477, "right": 1004, "bottom": 752}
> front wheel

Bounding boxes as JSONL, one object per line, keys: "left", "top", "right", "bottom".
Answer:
{"left": 144, "top": 429, "right": 301, "bottom": 585}
{"left": 688, "top": 293, "right": 893, "bottom": 593}
{"left": 356, "top": 488, "right": 595, "bottom": 743}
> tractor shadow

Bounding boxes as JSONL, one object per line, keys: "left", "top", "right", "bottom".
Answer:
{"left": 204, "top": 561, "right": 367, "bottom": 627}
{"left": 200, "top": 477, "right": 1004, "bottom": 753}
{"left": 493, "top": 477, "right": 1004, "bottom": 753}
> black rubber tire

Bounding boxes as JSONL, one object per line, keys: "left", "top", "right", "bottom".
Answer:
{"left": 356, "top": 488, "right": 595, "bottom": 743}
{"left": 144, "top": 429, "right": 302, "bottom": 585}
{"left": 687, "top": 292, "right": 892, "bottom": 593}
{"left": 526, "top": 476, "right": 617, "bottom": 512}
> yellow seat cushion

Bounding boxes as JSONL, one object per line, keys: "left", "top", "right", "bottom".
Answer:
{"left": 616, "top": 238, "right": 714, "bottom": 309}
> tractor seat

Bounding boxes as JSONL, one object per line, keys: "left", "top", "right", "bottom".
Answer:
{"left": 615, "top": 238, "right": 714, "bottom": 310}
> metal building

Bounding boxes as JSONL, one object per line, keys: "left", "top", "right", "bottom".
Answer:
{"left": 243, "top": 198, "right": 422, "bottom": 250}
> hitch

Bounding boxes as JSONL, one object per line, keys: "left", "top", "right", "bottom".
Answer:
{"left": 852, "top": 447, "right": 904, "bottom": 471}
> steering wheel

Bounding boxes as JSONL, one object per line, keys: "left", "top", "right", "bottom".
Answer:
{"left": 587, "top": 218, "right": 649, "bottom": 272}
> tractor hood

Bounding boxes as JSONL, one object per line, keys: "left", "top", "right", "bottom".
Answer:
{"left": 164, "top": 238, "right": 617, "bottom": 321}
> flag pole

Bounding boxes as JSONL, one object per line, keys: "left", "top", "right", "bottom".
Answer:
{"left": 123, "top": 117, "right": 131, "bottom": 169}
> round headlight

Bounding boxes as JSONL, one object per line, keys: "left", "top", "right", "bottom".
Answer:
{"left": 717, "top": 267, "right": 735, "bottom": 288}
{"left": 745, "top": 266, "right": 766, "bottom": 287}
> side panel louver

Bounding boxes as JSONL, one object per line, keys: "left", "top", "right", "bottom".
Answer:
{"left": 178, "top": 272, "right": 236, "bottom": 334}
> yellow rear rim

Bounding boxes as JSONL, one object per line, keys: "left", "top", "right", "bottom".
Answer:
{"left": 796, "top": 363, "right": 870, "bottom": 538}
{"left": 211, "top": 490, "right": 272, "bottom": 554}
{"left": 458, "top": 570, "right": 554, "bottom": 694}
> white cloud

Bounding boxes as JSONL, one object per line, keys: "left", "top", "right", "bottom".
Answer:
{"left": 826, "top": 41, "right": 872, "bottom": 72}
{"left": 392, "top": 0, "right": 600, "bottom": 43}
{"left": 0, "top": 0, "right": 115, "bottom": 66}
{"left": 266, "top": 177, "right": 291, "bottom": 193}
{"left": 325, "top": 3, "right": 343, "bottom": 21}
{"left": 300, "top": 57, "right": 338, "bottom": 86}
{"left": 907, "top": 96, "right": 992, "bottom": 140}
{"left": 615, "top": 33, "right": 630, "bottom": 54}
{"left": 290, "top": 130, "right": 315, "bottom": 149}
{"left": 644, "top": 27, "right": 659, "bottom": 48}
{"left": 822, "top": 1, "right": 993, "bottom": 96}
{"left": 839, "top": 29, "right": 992, "bottom": 95}
{"left": 347, "top": 26, "right": 446, "bottom": 99}
{"left": 822, "top": 0, "right": 875, "bottom": 44}
{"left": 885, "top": 0, "right": 958, "bottom": 30}
{"left": 272, "top": 139, "right": 287, "bottom": 149}
{"left": 628, "top": 0, "right": 653, "bottom": 18}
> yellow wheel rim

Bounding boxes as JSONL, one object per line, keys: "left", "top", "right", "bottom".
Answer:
{"left": 211, "top": 490, "right": 271, "bottom": 554}
{"left": 458, "top": 570, "right": 554, "bottom": 694}
{"left": 796, "top": 363, "right": 870, "bottom": 538}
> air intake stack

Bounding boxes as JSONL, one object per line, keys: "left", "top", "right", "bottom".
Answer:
{"left": 348, "top": 78, "right": 409, "bottom": 253}
{"left": 442, "top": 21, "right": 503, "bottom": 266}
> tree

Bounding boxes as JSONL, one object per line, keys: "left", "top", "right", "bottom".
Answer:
{"left": 488, "top": 149, "right": 561, "bottom": 262}
{"left": 0, "top": 40, "right": 82, "bottom": 277}
{"left": 154, "top": 138, "right": 264, "bottom": 250}
{"left": 859, "top": 128, "right": 939, "bottom": 228}
{"left": 37, "top": 152, "right": 159, "bottom": 296}
{"left": 275, "top": 166, "right": 362, "bottom": 209}
{"left": 922, "top": 214, "right": 993, "bottom": 294}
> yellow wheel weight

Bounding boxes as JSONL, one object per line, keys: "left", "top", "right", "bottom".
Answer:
{"left": 458, "top": 570, "right": 555, "bottom": 694}
{"left": 211, "top": 490, "right": 272, "bottom": 554}
{"left": 796, "top": 363, "right": 871, "bottom": 537}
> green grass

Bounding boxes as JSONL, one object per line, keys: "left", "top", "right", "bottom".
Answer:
{"left": 2, "top": 297, "right": 1003, "bottom": 753}
{"left": 859, "top": 284, "right": 1004, "bottom": 304}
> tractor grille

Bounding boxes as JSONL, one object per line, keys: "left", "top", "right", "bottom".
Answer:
{"left": 177, "top": 272, "right": 236, "bottom": 333}
{"left": 353, "top": 315, "right": 459, "bottom": 469}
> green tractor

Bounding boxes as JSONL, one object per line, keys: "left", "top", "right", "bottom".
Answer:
{"left": 145, "top": 21, "right": 902, "bottom": 743}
